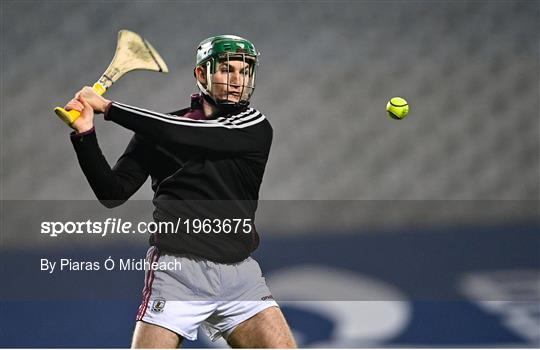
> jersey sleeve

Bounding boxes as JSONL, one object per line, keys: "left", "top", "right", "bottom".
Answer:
{"left": 70, "top": 128, "right": 151, "bottom": 208}
{"left": 103, "top": 101, "right": 272, "bottom": 154}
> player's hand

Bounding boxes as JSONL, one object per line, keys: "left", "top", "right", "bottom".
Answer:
{"left": 76, "top": 86, "right": 111, "bottom": 114}
{"left": 64, "top": 97, "right": 94, "bottom": 133}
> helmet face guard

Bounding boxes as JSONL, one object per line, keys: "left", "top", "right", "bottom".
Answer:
{"left": 195, "top": 35, "right": 259, "bottom": 107}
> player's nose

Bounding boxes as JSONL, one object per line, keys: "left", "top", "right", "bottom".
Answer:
{"left": 229, "top": 72, "right": 244, "bottom": 86}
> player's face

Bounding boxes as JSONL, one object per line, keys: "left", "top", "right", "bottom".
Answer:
{"left": 211, "top": 59, "right": 254, "bottom": 103}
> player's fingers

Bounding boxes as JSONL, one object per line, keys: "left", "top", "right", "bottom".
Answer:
{"left": 74, "top": 86, "right": 92, "bottom": 99}
{"left": 65, "top": 102, "right": 82, "bottom": 112}
{"left": 65, "top": 98, "right": 83, "bottom": 110}
{"left": 74, "top": 100, "right": 85, "bottom": 111}
{"left": 81, "top": 86, "right": 97, "bottom": 98}
{"left": 80, "top": 97, "right": 93, "bottom": 110}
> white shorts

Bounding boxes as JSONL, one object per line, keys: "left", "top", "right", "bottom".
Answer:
{"left": 136, "top": 246, "right": 278, "bottom": 341}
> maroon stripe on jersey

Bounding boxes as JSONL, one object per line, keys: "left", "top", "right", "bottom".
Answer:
{"left": 136, "top": 247, "right": 160, "bottom": 320}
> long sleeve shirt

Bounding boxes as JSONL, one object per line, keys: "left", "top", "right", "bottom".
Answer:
{"left": 70, "top": 95, "right": 272, "bottom": 263}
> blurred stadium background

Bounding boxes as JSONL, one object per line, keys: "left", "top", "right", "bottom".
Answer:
{"left": 1, "top": 0, "right": 539, "bottom": 348}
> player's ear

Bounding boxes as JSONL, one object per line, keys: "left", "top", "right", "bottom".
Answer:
{"left": 194, "top": 66, "right": 206, "bottom": 84}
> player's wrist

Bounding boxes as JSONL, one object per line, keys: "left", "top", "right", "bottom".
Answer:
{"left": 94, "top": 99, "right": 111, "bottom": 114}
{"left": 103, "top": 99, "right": 112, "bottom": 113}
{"left": 73, "top": 122, "right": 94, "bottom": 134}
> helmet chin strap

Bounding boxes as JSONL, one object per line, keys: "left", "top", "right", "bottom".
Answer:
{"left": 195, "top": 85, "right": 248, "bottom": 121}
{"left": 201, "top": 90, "right": 218, "bottom": 107}
{"left": 202, "top": 91, "right": 249, "bottom": 110}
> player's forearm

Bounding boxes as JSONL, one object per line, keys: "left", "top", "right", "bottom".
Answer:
{"left": 104, "top": 101, "right": 271, "bottom": 153}
{"left": 104, "top": 101, "right": 230, "bottom": 151}
{"left": 70, "top": 129, "right": 135, "bottom": 207}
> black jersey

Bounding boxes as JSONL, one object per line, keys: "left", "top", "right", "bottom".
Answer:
{"left": 70, "top": 95, "right": 272, "bottom": 263}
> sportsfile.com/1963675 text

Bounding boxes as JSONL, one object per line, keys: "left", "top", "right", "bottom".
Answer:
{"left": 40, "top": 218, "right": 253, "bottom": 237}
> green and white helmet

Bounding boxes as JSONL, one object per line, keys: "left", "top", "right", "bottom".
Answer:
{"left": 195, "top": 35, "right": 259, "bottom": 106}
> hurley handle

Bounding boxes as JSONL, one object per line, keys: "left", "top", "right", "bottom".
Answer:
{"left": 54, "top": 82, "right": 107, "bottom": 125}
